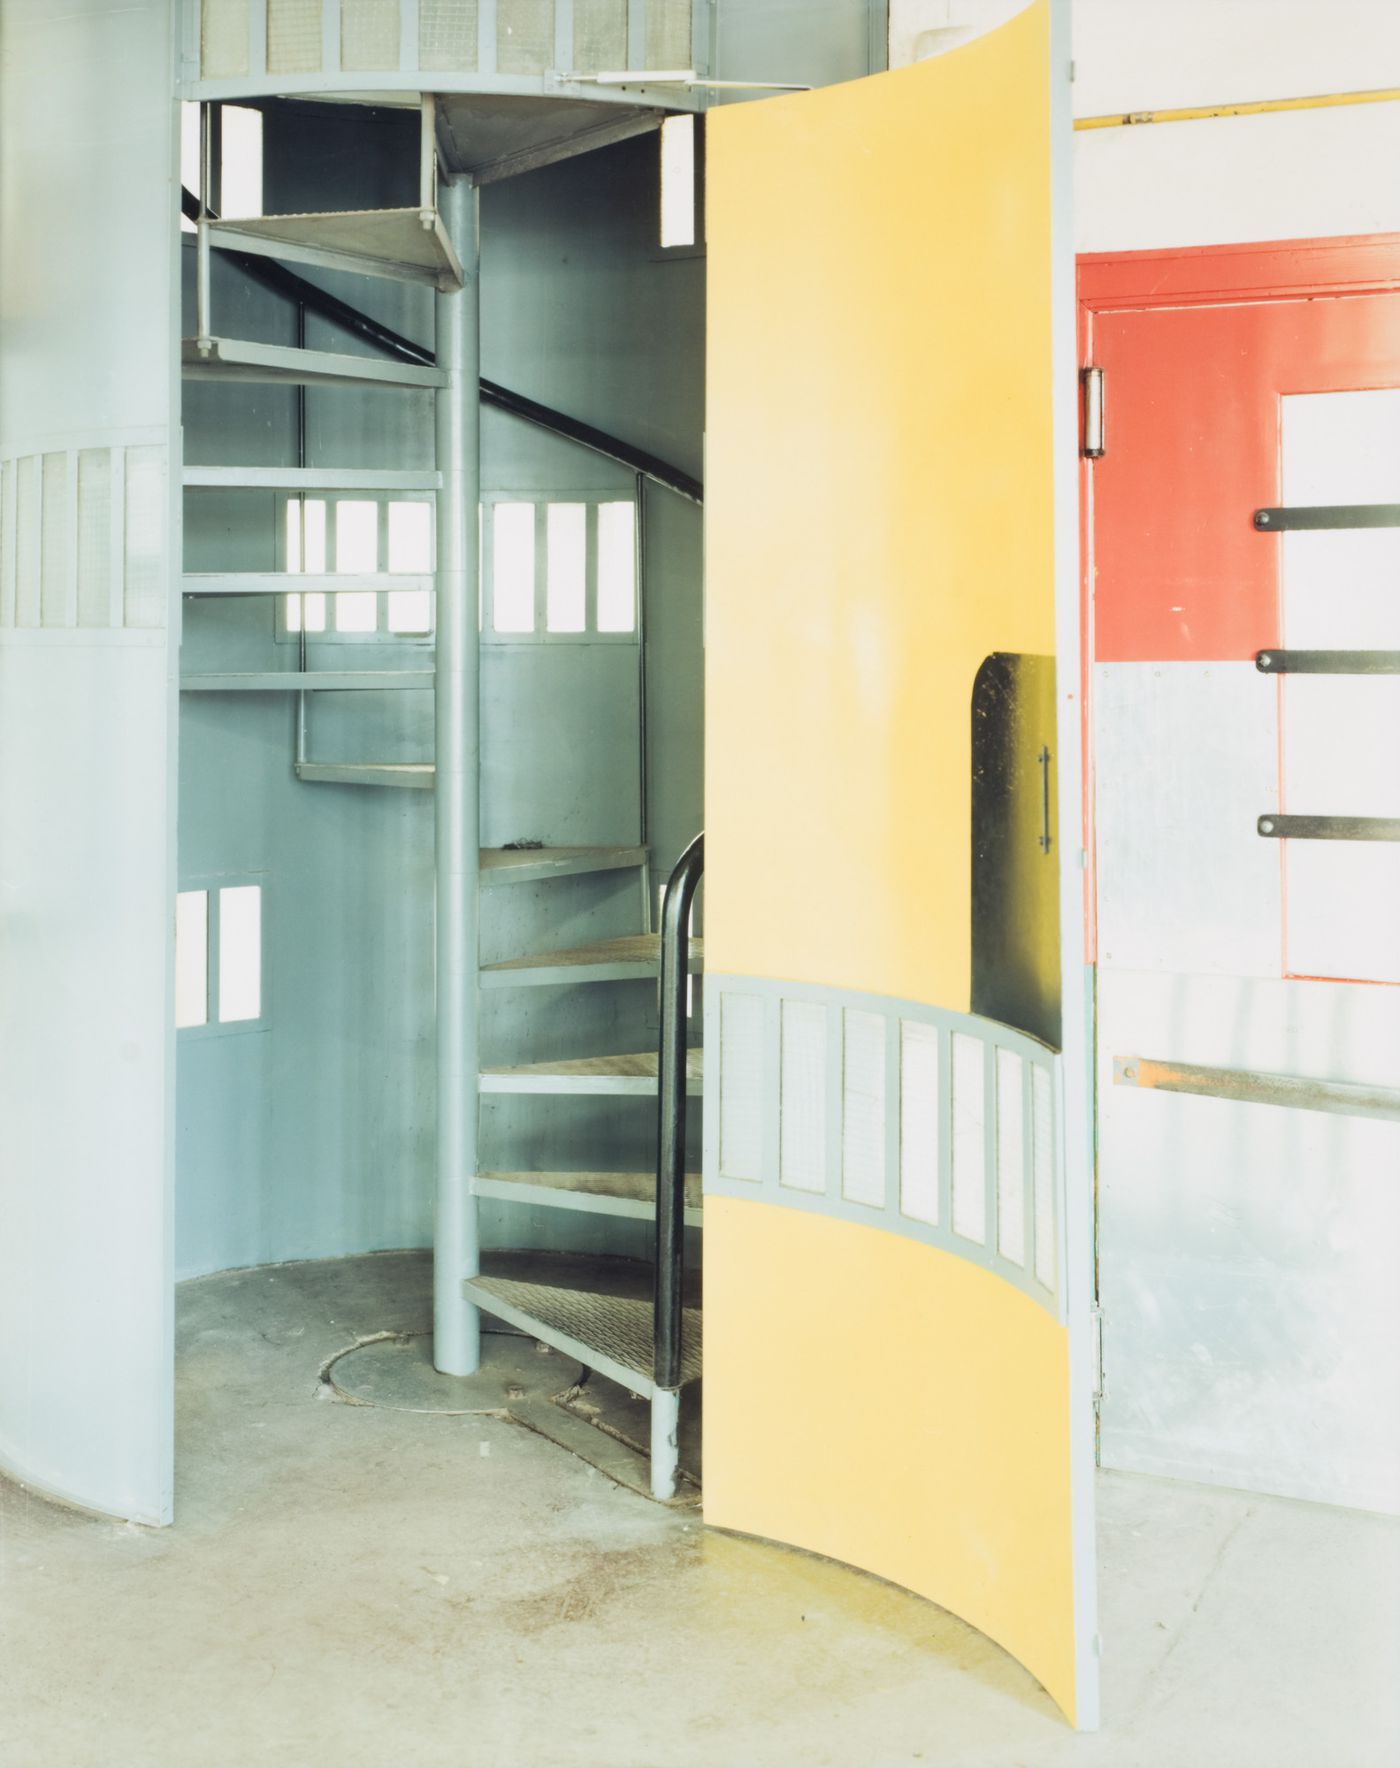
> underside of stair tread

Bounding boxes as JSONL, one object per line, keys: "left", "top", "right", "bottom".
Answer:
{"left": 207, "top": 207, "right": 464, "bottom": 292}
{"left": 465, "top": 1275, "right": 702, "bottom": 1391}
{"left": 482, "top": 933, "right": 703, "bottom": 977}
{"left": 476, "top": 1169, "right": 703, "bottom": 1209}
{"left": 182, "top": 336, "right": 447, "bottom": 391}
{"left": 482, "top": 1049, "right": 703, "bottom": 1079}
{"left": 295, "top": 761, "right": 434, "bottom": 788}
{"left": 481, "top": 845, "right": 647, "bottom": 883}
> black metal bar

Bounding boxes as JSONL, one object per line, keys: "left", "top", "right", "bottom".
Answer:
{"left": 1258, "top": 814, "right": 1400, "bottom": 842}
{"left": 1256, "top": 649, "right": 1400, "bottom": 674}
{"left": 654, "top": 832, "right": 704, "bottom": 1393}
{"left": 1254, "top": 504, "right": 1400, "bottom": 531}
{"left": 480, "top": 379, "right": 704, "bottom": 505}
{"left": 181, "top": 183, "right": 704, "bottom": 502}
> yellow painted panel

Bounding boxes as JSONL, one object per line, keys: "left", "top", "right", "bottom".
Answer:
{"left": 704, "top": 1198, "right": 1078, "bottom": 1723}
{"left": 705, "top": 1, "right": 1057, "bottom": 1013}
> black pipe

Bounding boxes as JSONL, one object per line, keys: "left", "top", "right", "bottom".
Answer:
{"left": 654, "top": 832, "right": 704, "bottom": 1392}
{"left": 181, "top": 184, "right": 704, "bottom": 503}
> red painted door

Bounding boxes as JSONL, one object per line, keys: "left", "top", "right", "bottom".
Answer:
{"left": 1081, "top": 239, "right": 1400, "bottom": 1514}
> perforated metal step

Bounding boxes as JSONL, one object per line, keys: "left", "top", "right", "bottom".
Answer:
{"left": 473, "top": 1169, "right": 702, "bottom": 1223}
{"left": 207, "top": 208, "right": 464, "bottom": 292}
{"left": 182, "top": 336, "right": 447, "bottom": 391}
{"left": 463, "top": 1275, "right": 702, "bottom": 1396}
{"left": 481, "top": 933, "right": 703, "bottom": 987}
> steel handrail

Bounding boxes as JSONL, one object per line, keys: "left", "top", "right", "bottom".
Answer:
{"left": 653, "top": 832, "right": 703, "bottom": 1392}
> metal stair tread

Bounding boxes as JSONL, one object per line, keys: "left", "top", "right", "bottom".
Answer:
{"left": 481, "top": 933, "right": 703, "bottom": 985}
{"left": 206, "top": 208, "right": 464, "bottom": 292}
{"left": 463, "top": 1274, "right": 702, "bottom": 1395}
{"left": 182, "top": 336, "right": 448, "bottom": 391}
{"left": 481, "top": 845, "right": 647, "bottom": 884}
{"left": 474, "top": 1168, "right": 703, "bottom": 1219}
{"left": 296, "top": 761, "right": 435, "bottom": 788}
{"left": 479, "top": 1048, "right": 703, "bottom": 1096}
{"left": 181, "top": 671, "right": 433, "bottom": 692}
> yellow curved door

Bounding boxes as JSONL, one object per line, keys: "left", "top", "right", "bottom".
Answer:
{"left": 703, "top": 1, "right": 1098, "bottom": 1727}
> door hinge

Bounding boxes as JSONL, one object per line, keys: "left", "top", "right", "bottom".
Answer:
{"left": 1090, "top": 1302, "right": 1104, "bottom": 1408}
{"left": 1082, "top": 365, "right": 1105, "bottom": 459}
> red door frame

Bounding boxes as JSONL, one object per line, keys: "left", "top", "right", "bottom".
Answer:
{"left": 1075, "top": 233, "right": 1400, "bottom": 959}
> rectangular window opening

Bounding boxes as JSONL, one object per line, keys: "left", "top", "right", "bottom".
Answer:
{"left": 492, "top": 502, "right": 536, "bottom": 633}
{"left": 596, "top": 501, "right": 636, "bottom": 633}
{"left": 219, "top": 104, "right": 264, "bottom": 222}
{"left": 546, "top": 502, "right": 587, "bottom": 633}
{"left": 660, "top": 115, "right": 696, "bottom": 249}
{"left": 180, "top": 102, "right": 201, "bottom": 233}
{"left": 175, "top": 890, "right": 209, "bottom": 1029}
{"left": 218, "top": 885, "right": 262, "bottom": 1024}
{"left": 387, "top": 500, "right": 432, "bottom": 572}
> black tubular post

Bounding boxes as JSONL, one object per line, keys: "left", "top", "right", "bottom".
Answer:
{"left": 654, "top": 832, "right": 704, "bottom": 1392}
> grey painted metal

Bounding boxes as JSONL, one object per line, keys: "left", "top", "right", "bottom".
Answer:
{"left": 182, "top": 337, "right": 447, "bottom": 391}
{"left": 650, "top": 1386, "right": 681, "bottom": 1502}
{"left": 1258, "top": 813, "right": 1400, "bottom": 841}
{"left": 472, "top": 1172, "right": 703, "bottom": 1227}
{"left": 183, "top": 572, "right": 432, "bottom": 596}
{"left": 1114, "top": 1054, "right": 1400, "bottom": 1123}
{"left": 182, "top": 672, "right": 434, "bottom": 692}
{"left": 434, "top": 175, "right": 482, "bottom": 1377}
{"left": 480, "top": 933, "right": 701, "bottom": 988}
{"left": 0, "top": 0, "right": 178, "bottom": 1526}
{"left": 295, "top": 760, "right": 435, "bottom": 788}
{"left": 207, "top": 209, "right": 464, "bottom": 293}
{"left": 183, "top": 466, "right": 442, "bottom": 491}
{"left": 480, "top": 845, "right": 648, "bottom": 885}
{"left": 655, "top": 832, "right": 704, "bottom": 1391}
{"left": 481, "top": 1052, "right": 703, "bottom": 1096}
{"left": 1255, "top": 503, "right": 1400, "bottom": 530}
{"left": 1256, "top": 649, "right": 1400, "bottom": 675}
{"left": 703, "top": 975, "right": 1064, "bottom": 1322}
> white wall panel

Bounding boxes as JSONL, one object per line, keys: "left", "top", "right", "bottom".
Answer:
{"left": 1094, "top": 662, "right": 1281, "bottom": 977}
{"left": 1097, "top": 969, "right": 1400, "bottom": 1514}
{"left": 0, "top": 0, "right": 178, "bottom": 1524}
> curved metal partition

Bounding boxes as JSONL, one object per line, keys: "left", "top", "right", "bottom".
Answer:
{"left": 183, "top": 0, "right": 707, "bottom": 120}
{"left": 702, "top": 2, "right": 1098, "bottom": 1727}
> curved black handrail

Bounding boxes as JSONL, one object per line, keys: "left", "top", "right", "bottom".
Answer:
{"left": 654, "top": 832, "right": 703, "bottom": 1392}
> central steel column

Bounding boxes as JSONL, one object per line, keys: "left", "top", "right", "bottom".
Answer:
{"left": 433, "top": 173, "right": 482, "bottom": 1374}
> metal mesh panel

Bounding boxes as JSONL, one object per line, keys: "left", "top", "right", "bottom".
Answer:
{"left": 719, "top": 991, "right": 763, "bottom": 1181}
{"left": 497, "top": 0, "right": 554, "bottom": 73}
{"left": 267, "top": 0, "right": 323, "bottom": 73}
{"left": 342, "top": 0, "right": 401, "bottom": 70}
{"left": 950, "top": 1031, "right": 987, "bottom": 1243}
{"left": 779, "top": 999, "right": 826, "bottom": 1193}
{"left": 572, "top": 0, "right": 627, "bottom": 71}
{"left": 40, "top": 454, "right": 68, "bottom": 628}
{"left": 841, "top": 1009, "right": 886, "bottom": 1208}
{"left": 420, "top": 0, "right": 479, "bottom": 70}
{"left": 123, "top": 447, "right": 165, "bottom": 630}
{"left": 645, "top": 0, "right": 690, "bottom": 69}
{"left": 996, "top": 1049, "right": 1026, "bottom": 1266}
{"left": 899, "top": 1019, "right": 940, "bottom": 1225}
{"left": 471, "top": 1277, "right": 703, "bottom": 1386}
{"left": 13, "top": 455, "right": 39, "bottom": 626}
{"left": 76, "top": 450, "right": 112, "bottom": 630}
{"left": 1032, "top": 1063, "right": 1056, "bottom": 1290}
{"left": 202, "top": 0, "right": 250, "bottom": 76}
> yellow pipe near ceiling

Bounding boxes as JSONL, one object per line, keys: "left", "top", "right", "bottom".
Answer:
{"left": 1075, "top": 86, "right": 1400, "bottom": 130}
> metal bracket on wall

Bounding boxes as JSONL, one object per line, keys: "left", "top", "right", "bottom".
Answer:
{"left": 1114, "top": 1055, "right": 1400, "bottom": 1125}
{"left": 1254, "top": 503, "right": 1400, "bottom": 530}
{"left": 1257, "top": 650, "right": 1400, "bottom": 674}
{"left": 1257, "top": 814, "right": 1400, "bottom": 841}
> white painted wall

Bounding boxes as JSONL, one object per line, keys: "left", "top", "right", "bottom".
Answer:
{"left": 892, "top": 0, "right": 1400, "bottom": 250}
{"left": 0, "top": 0, "right": 179, "bottom": 1524}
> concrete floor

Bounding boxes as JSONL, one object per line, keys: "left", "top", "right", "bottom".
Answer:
{"left": 1, "top": 1251, "right": 1397, "bottom": 1768}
